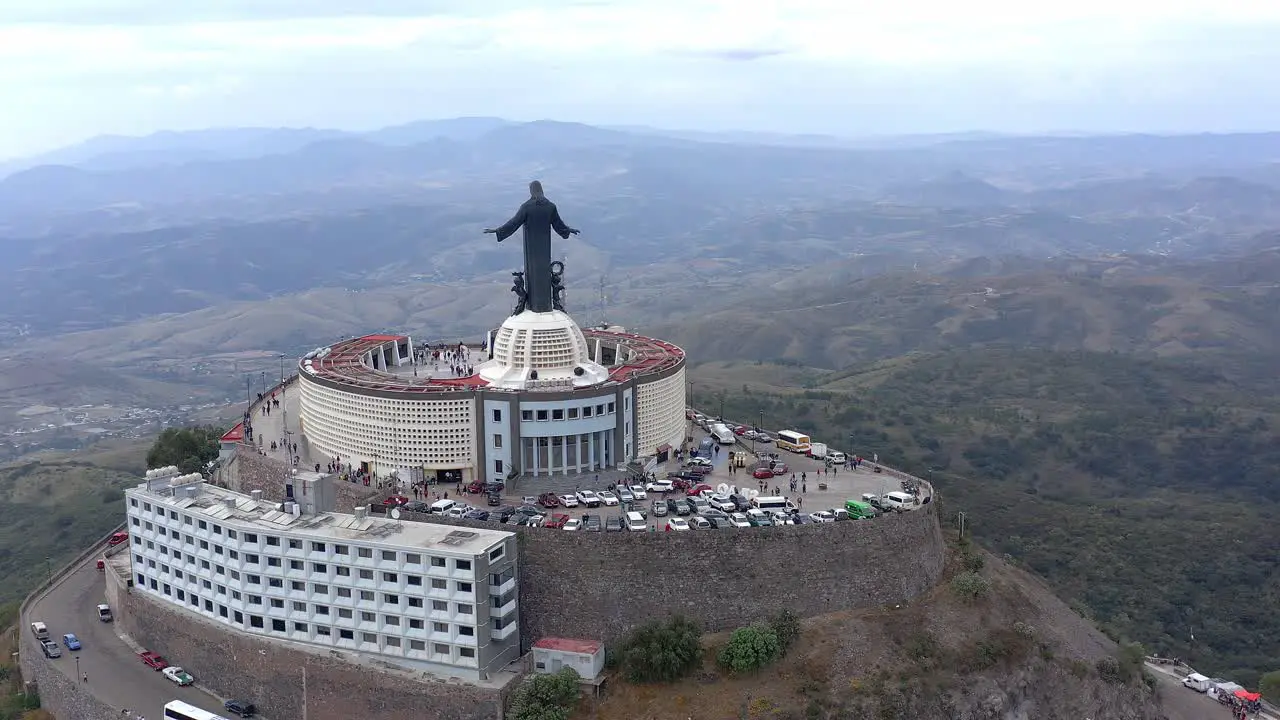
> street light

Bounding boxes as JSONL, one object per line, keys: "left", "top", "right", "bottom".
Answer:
{"left": 75, "top": 655, "right": 80, "bottom": 681}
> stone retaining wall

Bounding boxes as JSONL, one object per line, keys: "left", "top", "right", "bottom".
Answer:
{"left": 111, "top": 570, "right": 511, "bottom": 720}
{"left": 229, "top": 446, "right": 380, "bottom": 513}
{"left": 403, "top": 502, "right": 946, "bottom": 650}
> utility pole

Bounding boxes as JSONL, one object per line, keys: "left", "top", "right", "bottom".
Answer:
{"left": 302, "top": 663, "right": 308, "bottom": 720}
{"left": 956, "top": 511, "right": 967, "bottom": 539}
{"left": 245, "top": 375, "right": 251, "bottom": 407}
{"left": 719, "top": 391, "right": 725, "bottom": 422}
{"left": 279, "top": 353, "right": 286, "bottom": 385}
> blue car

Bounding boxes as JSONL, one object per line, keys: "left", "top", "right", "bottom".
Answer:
{"left": 62, "top": 633, "right": 81, "bottom": 651}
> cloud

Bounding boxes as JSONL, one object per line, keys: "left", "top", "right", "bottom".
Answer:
{"left": 1, "top": 0, "right": 1279, "bottom": 158}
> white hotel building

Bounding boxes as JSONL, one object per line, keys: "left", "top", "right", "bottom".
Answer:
{"left": 125, "top": 468, "right": 519, "bottom": 682}
{"left": 294, "top": 310, "right": 687, "bottom": 484}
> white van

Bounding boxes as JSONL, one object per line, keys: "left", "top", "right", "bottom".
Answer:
{"left": 1181, "top": 673, "right": 1211, "bottom": 692}
{"left": 884, "top": 491, "right": 915, "bottom": 510}
{"left": 30, "top": 622, "right": 49, "bottom": 641}
{"left": 625, "top": 511, "right": 647, "bottom": 532}
{"left": 827, "top": 451, "right": 847, "bottom": 465}
{"left": 429, "top": 499, "right": 457, "bottom": 515}
{"left": 751, "top": 496, "right": 792, "bottom": 513}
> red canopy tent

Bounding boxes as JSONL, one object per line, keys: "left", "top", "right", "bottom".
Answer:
{"left": 1232, "top": 689, "right": 1262, "bottom": 703}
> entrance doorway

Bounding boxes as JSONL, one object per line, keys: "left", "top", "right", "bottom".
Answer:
{"left": 435, "top": 469, "right": 462, "bottom": 485}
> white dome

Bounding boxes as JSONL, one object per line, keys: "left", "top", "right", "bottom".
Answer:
{"left": 479, "top": 310, "right": 611, "bottom": 390}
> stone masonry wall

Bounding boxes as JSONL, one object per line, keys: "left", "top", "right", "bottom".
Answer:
{"left": 19, "top": 628, "right": 120, "bottom": 720}
{"left": 229, "top": 445, "right": 380, "bottom": 513}
{"left": 112, "top": 569, "right": 509, "bottom": 720}
{"left": 404, "top": 503, "right": 946, "bottom": 650}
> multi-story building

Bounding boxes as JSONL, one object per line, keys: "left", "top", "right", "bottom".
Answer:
{"left": 295, "top": 309, "right": 687, "bottom": 483}
{"left": 125, "top": 468, "right": 519, "bottom": 682}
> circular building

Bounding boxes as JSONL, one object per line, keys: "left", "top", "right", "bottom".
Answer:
{"left": 297, "top": 307, "right": 686, "bottom": 485}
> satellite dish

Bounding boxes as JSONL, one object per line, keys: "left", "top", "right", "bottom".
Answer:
{"left": 716, "top": 483, "right": 730, "bottom": 494}
{"left": 390, "top": 508, "right": 402, "bottom": 520}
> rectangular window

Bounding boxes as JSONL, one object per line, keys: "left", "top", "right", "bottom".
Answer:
{"left": 250, "top": 616, "right": 264, "bottom": 628}
{"left": 431, "top": 600, "right": 448, "bottom": 611}
{"left": 381, "top": 550, "right": 396, "bottom": 561}
{"left": 382, "top": 572, "right": 398, "bottom": 583}
{"left": 433, "top": 622, "right": 448, "bottom": 633}
{"left": 291, "top": 581, "right": 305, "bottom": 591}
{"left": 434, "top": 643, "right": 449, "bottom": 654}
{"left": 460, "top": 647, "right": 475, "bottom": 658}
{"left": 430, "top": 579, "right": 447, "bottom": 590}
{"left": 536, "top": 409, "right": 548, "bottom": 421}
{"left": 292, "top": 601, "right": 306, "bottom": 611}
{"left": 384, "top": 615, "right": 400, "bottom": 626}
{"left": 607, "top": 402, "right": 615, "bottom": 413}
{"left": 314, "top": 605, "right": 330, "bottom": 615}
{"left": 409, "top": 618, "right": 424, "bottom": 629}
{"left": 246, "top": 554, "right": 259, "bottom": 564}
{"left": 361, "top": 611, "right": 376, "bottom": 622}
{"left": 294, "top": 622, "right": 308, "bottom": 632}
{"left": 359, "top": 590, "right": 374, "bottom": 601}
{"left": 288, "top": 539, "right": 302, "bottom": 550}
{"left": 311, "top": 541, "right": 326, "bottom": 552}
{"left": 335, "top": 566, "right": 350, "bottom": 576}
{"left": 362, "top": 633, "right": 377, "bottom": 643}
{"left": 227, "top": 529, "right": 237, "bottom": 540}
{"left": 521, "top": 410, "right": 532, "bottom": 421}
{"left": 289, "top": 560, "right": 304, "bottom": 570}
{"left": 383, "top": 594, "right": 399, "bottom": 604}
{"left": 266, "top": 536, "right": 279, "bottom": 546}
{"left": 339, "top": 608, "right": 353, "bottom": 619}
{"left": 456, "top": 581, "right": 472, "bottom": 593}
{"left": 431, "top": 557, "right": 446, "bottom": 568}
{"left": 213, "top": 524, "right": 222, "bottom": 535}
{"left": 312, "top": 584, "right": 328, "bottom": 594}
{"left": 456, "top": 603, "right": 473, "bottom": 615}
{"left": 244, "top": 533, "right": 257, "bottom": 543}
{"left": 551, "top": 409, "right": 564, "bottom": 420}
{"left": 407, "top": 575, "right": 422, "bottom": 586}
{"left": 492, "top": 408, "right": 502, "bottom": 422}
{"left": 316, "top": 626, "right": 331, "bottom": 636}
{"left": 336, "top": 588, "right": 351, "bottom": 598}
{"left": 408, "top": 597, "right": 423, "bottom": 608}
{"left": 270, "top": 599, "right": 284, "bottom": 609}
{"left": 583, "top": 406, "right": 593, "bottom": 417}
{"left": 272, "top": 619, "right": 286, "bottom": 632}
{"left": 385, "top": 637, "right": 401, "bottom": 647}
{"left": 339, "top": 629, "right": 354, "bottom": 640}
{"left": 268, "top": 578, "right": 283, "bottom": 588}
{"left": 459, "top": 626, "right": 474, "bottom": 636}
{"left": 489, "top": 546, "right": 505, "bottom": 562}
{"left": 410, "top": 639, "right": 426, "bottom": 649}
{"left": 455, "top": 559, "right": 472, "bottom": 571}
{"left": 267, "top": 557, "right": 281, "bottom": 567}
{"left": 357, "top": 548, "right": 373, "bottom": 558}
{"left": 359, "top": 569, "right": 373, "bottom": 580}
{"left": 567, "top": 407, "right": 579, "bottom": 419}
{"left": 333, "top": 544, "right": 349, "bottom": 555}
{"left": 495, "top": 459, "right": 504, "bottom": 474}
{"left": 492, "top": 434, "right": 503, "bottom": 448}
{"left": 405, "top": 553, "right": 421, "bottom": 565}
{"left": 312, "top": 563, "right": 327, "bottom": 573}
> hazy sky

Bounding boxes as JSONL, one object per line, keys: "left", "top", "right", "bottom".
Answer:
{"left": 2, "top": 0, "right": 1279, "bottom": 159}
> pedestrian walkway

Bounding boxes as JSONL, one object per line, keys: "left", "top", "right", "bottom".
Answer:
{"left": 244, "top": 379, "right": 315, "bottom": 469}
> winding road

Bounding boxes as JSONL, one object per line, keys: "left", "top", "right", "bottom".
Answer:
{"left": 27, "top": 556, "right": 234, "bottom": 719}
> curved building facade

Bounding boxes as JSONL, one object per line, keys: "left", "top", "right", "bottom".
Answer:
{"left": 298, "top": 309, "right": 686, "bottom": 484}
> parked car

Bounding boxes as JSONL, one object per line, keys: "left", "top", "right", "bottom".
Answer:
{"left": 687, "top": 483, "right": 713, "bottom": 497}
{"left": 687, "top": 457, "right": 713, "bottom": 468}
{"left": 486, "top": 493, "right": 502, "bottom": 507}
{"left": 651, "top": 500, "right": 669, "bottom": 517}
{"left": 562, "top": 518, "right": 582, "bottom": 531}
{"left": 107, "top": 531, "right": 129, "bottom": 546}
{"left": 538, "top": 493, "right": 561, "bottom": 508}
{"left": 665, "top": 518, "right": 691, "bottom": 531}
{"left": 598, "top": 491, "right": 620, "bottom": 506}
{"left": 544, "top": 513, "right": 570, "bottom": 529}
{"left": 62, "top": 633, "right": 81, "bottom": 651}
{"left": 495, "top": 506, "right": 518, "bottom": 522}
{"left": 708, "top": 517, "right": 736, "bottom": 529}
{"left": 139, "top": 651, "right": 169, "bottom": 670}
{"left": 771, "top": 463, "right": 789, "bottom": 476}
{"left": 575, "top": 490, "right": 601, "bottom": 507}
{"left": 164, "top": 667, "right": 195, "bottom": 686}
{"left": 97, "top": 604, "right": 113, "bottom": 622}
{"left": 224, "top": 700, "right": 257, "bottom": 718}
{"left": 605, "top": 516, "right": 624, "bottom": 532}
{"left": 485, "top": 481, "right": 506, "bottom": 494}
{"left": 646, "top": 479, "right": 674, "bottom": 493}
{"left": 466, "top": 480, "right": 487, "bottom": 494}
{"left": 701, "top": 508, "right": 729, "bottom": 520}
{"left": 729, "top": 512, "right": 752, "bottom": 528}
{"left": 752, "top": 467, "right": 775, "bottom": 479}
{"left": 617, "top": 486, "right": 634, "bottom": 502}
{"left": 629, "top": 484, "right": 648, "bottom": 500}
{"left": 667, "top": 498, "right": 691, "bottom": 516}
{"left": 40, "top": 641, "right": 61, "bottom": 658}
{"left": 463, "top": 509, "right": 490, "bottom": 521}
{"left": 583, "top": 515, "right": 602, "bottom": 532}
{"left": 689, "top": 516, "right": 711, "bottom": 530}
{"left": 404, "top": 500, "right": 430, "bottom": 513}
{"left": 558, "top": 494, "right": 579, "bottom": 508}
{"left": 810, "top": 510, "right": 836, "bottom": 523}
{"left": 730, "top": 494, "right": 752, "bottom": 512}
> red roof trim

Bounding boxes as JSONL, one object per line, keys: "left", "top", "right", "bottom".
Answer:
{"left": 533, "top": 637, "right": 602, "bottom": 655}
{"left": 220, "top": 422, "right": 244, "bottom": 443}
{"left": 361, "top": 334, "right": 406, "bottom": 342}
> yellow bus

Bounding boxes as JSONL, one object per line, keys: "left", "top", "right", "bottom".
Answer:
{"left": 775, "top": 430, "right": 811, "bottom": 453}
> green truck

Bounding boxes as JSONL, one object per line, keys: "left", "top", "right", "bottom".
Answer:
{"left": 844, "top": 499, "right": 877, "bottom": 519}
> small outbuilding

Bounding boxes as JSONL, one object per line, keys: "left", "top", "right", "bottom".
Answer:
{"left": 532, "top": 637, "right": 605, "bottom": 684}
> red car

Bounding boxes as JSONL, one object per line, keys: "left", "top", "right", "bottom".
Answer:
{"left": 107, "top": 531, "right": 129, "bottom": 546}
{"left": 670, "top": 478, "right": 693, "bottom": 492}
{"left": 537, "top": 493, "right": 560, "bottom": 508}
{"left": 382, "top": 495, "right": 409, "bottom": 507}
{"left": 543, "top": 513, "right": 570, "bottom": 529}
{"left": 771, "top": 463, "right": 789, "bottom": 476}
{"left": 752, "top": 467, "right": 774, "bottom": 480}
{"left": 734, "top": 426, "right": 748, "bottom": 435}
{"left": 687, "top": 484, "right": 713, "bottom": 497}
{"left": 139, "top": 651, "right": 169, "bottom": 670}
{"left": 466, "top": 480, "right": 486, "bottom": 494}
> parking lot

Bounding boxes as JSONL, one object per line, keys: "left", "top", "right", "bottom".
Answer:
{"left": 393, "top": 418, "right": 928, "bottom": 531}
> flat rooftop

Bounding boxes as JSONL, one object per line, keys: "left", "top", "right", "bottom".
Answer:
{"left": 129, "top": 480, "right": 512, "bottom": 554}
{"left": 301, "top": 330, "right": 684, "bottom": 395}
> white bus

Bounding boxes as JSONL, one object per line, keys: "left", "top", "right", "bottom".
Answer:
{"left": 751, "top": 495, "right": 794, "bottom": 512}
{"left": 775, "top": 430, "right": 811, "bottom": 453}
{"left": 710, "top": 423, "right": 736, "bottom": 445}
{"left": 164, "top": 700, "right": 232, "bottom": 720}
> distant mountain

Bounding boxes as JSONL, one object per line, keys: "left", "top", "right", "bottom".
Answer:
{"left": 364, "top": 117, "right": 513, "bottom": 145}
{"left": 882, "top": 171, "right": 1015, "bottom": 207}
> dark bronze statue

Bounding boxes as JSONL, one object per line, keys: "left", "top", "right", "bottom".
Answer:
{"left": 485, "top": 180, "right": 578, "bottom": 314}
{"left": 550, "top": 260, "right": 566, "bottom": 311}
{"left": 510, "top": 271, "right": 529, "bottom": 315}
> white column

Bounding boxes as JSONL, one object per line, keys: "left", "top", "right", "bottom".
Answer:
{"left": 533, "top": 438, "right": 541, "bottom": 476}
{"left": 589, "top": 431, "right": 597, "bottom": 471}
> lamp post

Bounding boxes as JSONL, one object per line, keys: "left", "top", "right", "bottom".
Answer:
{"left": 279, "top": 353, "right": 286, "bottom": 385}
{"left": 719, "top": 391, "right": 725, "bottom": 422}
{"left": 245, "top": 374, "right": 252, "bottom": 408}
{"left": 75, "top": 655, "right": 80, "bottom": 681}
{"left": 44, "top": 556, "right": 51, "bottom": 581}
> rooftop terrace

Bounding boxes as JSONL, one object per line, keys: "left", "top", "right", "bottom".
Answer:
{"left": 129, "top": 477, "right": 512, "bottom": 554}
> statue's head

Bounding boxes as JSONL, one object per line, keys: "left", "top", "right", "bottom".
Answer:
{"left": 528, "top": 180, "right": 545, "bottom": 199}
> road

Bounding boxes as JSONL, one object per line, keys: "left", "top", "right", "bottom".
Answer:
{"left": 28, "top": 555, "right": 233, "bottom": 719}
{"left": 1147, "top": 663, "right": 1273, "bottom": 720}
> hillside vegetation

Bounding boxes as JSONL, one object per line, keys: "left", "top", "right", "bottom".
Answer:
{"left": 696, "top": 348, "right": 1280, "bottom": 686}
{"left": 581, "top": 534, "right": 1164, "bottom": 720}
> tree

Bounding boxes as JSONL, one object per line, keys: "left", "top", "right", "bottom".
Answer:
{"left": 770, "top": 610, "right": 801, "bottom": 657}
{"left": 146, "top": 425, "right": 224, "bottom": 475}
{"left": 1259, "top": 670, "right": 1280, "bottom": 703}
{"left": 617, "top": 616, "right": 703, "bottom": 683}
{"left": 509, "top": 668, "right": 581, "bottom": 720}
{"left": 718, "top": 623, "right": 781, "bottom": 674}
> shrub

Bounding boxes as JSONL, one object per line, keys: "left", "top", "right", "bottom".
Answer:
{"left": 718, "top": 623, "right": 782, "bottom": 673}
{"left": 616, "top": 616, "right": 703, "bottom": 683}
{"left": 1261, "top": 670, "right": 1280, "bottom": 703}
{"left": 509, "top": 667, "right": 581, "bottom": 720}
{"left": 950, "top": 571, "right": 990, "bottom": 602}
{"left": 770, "top": 610, "right": 801, "bottom": 656}
{"left": 1012, "top": 621, "right": 1036, "bottom": 640}
{"left": 962, "top": 551, "right": 985, "bottom": 572}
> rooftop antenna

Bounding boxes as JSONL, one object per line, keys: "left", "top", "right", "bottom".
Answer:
{"left": 596, "top": 273, "right": 609, "bottom": 328}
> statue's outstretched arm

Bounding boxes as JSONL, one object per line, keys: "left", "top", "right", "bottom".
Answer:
{"left": 489, "top": 207, "right": 528, "bottom": 241}
{"left": 550, "top": 206, "right": 578, "bottom": 239}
